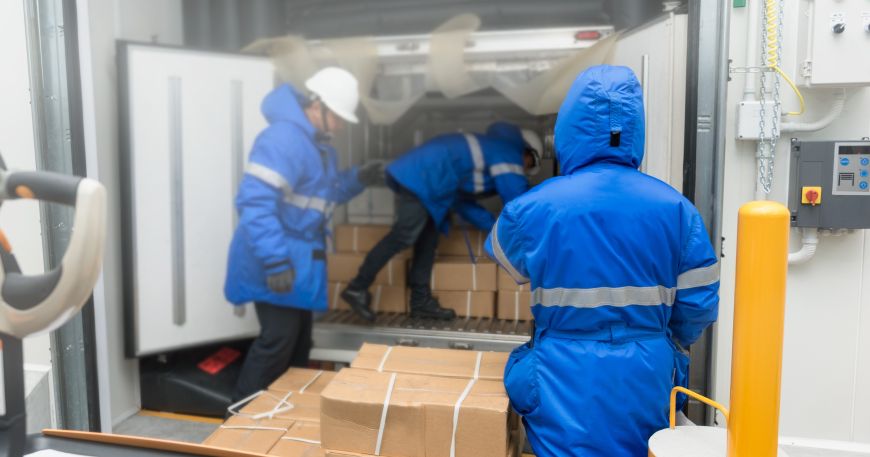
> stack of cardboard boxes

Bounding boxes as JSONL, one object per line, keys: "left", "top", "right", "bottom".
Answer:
{"left": 203, "top": 368, "right": 335, "bottom": 456}
{"left": 328, "top": 225, "right": 408, "bottom": 314}
{"left": 434, "top": 229, "right": 531, "bottom": 321}
{"left": 321, "top": 344, "right": 516, "bottom": 457}
{"left": 204, "top": 345, "right": 520, "bottom": 457}
{"left": 327, "top": 224, "right": 533, "bottom": 321}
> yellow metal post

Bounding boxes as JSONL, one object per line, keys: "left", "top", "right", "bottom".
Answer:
{"left": 727, "top": 201, "right": 790, "bottom": 457}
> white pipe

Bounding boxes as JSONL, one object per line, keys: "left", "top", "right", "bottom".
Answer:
{"left": 743, "top": 0, "right": 761, "bottom": 101}
{"left": 788, "top": 228, "right": 819, "bottom": 265}
{"left": 780, "top": 89, "right": 847, "bottom": 132}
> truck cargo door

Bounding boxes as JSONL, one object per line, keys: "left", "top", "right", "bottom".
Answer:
{"left": 119, "top": 42, "right": 274, "bottom": 356}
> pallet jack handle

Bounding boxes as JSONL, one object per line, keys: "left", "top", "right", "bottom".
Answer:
{"left": 0, "top": 151, "right": 107, "bottom": 457}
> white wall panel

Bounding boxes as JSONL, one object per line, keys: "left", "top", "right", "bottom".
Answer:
{"left": 715, "top": 0, "right": 870, "bottom": 442}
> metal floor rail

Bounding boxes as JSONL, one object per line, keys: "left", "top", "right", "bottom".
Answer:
{"left": 312, "top": 310, "right": 531, "bottom": 362}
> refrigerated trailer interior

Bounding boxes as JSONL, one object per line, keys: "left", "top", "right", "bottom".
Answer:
{"left": 115, "top": 9, "right": 700, "bottom": 425}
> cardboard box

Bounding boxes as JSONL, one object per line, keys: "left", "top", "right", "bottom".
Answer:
{"left": 430, "top": 258, "right": 496, "bottom": 291}
{"left": 433, "top": 290, "right": 495, "bottom": 318}
{"left": 351, "top": 343, "right": 508, "bottom": 381}
{"left": 328, "top": 253, "right": 406, "bottom": 287}
{"left": 496, "top": 268, "right": 530, "bottom": 292}
{"left": 328, "top": 282, "right": 407, "bottom": 313}
{"left": 202, "top": 415, "right": 293, "bottom": 454}
{"left": 496, "top": 291, "right": 533, "bottom": 321}
{"left": 325, "top": 443, "right": 516, "bottom": 457}
{"left": 324, "top": 443, "right": 515, "bottom": 457}
{"left": 321, "top": 368, "right": 509, "bottom": 457}
{"left": 334, "top": 225, "right": 390, "bottom": 253}
{"left": 269, "top": 369, "right": 337, "bottom": 396}
{"left": 268, "top": 421, "right": 324, "bottom": 457}
{"left": 241, "top": 391, "right": 322, "bottom": 423}
{"left": 438, "top": 229, "right": 486, "bottom": 257}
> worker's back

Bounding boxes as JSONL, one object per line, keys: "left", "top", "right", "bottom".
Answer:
{"left": 386, "top": 132, "right": 525, "bottom": 230}
{"left": 518, "top": 164, "right": 704, "bottom": 334}
{"left": 486, "top": 65, "right": 719, "bottom": 457}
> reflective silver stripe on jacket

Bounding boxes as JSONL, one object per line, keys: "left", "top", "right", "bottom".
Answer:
{"left": 490, "top": 163, "right": 524, "bottom": 177}
{"left": 532, "top": 263, "right": 719, "bottom": 309}
{"left": 533, "top": 286, "right": 677, "bottom": 308}
{"left": 286, "top": 194, "right": 335, "bottom": 215}
{"left": 246, "top": 163, "right": 293, "bottom": 198}
{"left": 491, "top": 218, "right": 529, "bottom": 283}
{"left": 245, "top": 163, "right": 334, "bottom": 215}
{"left": 676, "top": 261, "right": 720, "bottom": 290}
{"left": 464, "top": 133, "right": 486, "bottom": 193}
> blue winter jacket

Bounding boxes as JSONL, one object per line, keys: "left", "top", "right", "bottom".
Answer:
{"left": 386, "top": 126, "right": 529, "bottom": 233}
{"left": 485, "top": 65, "right": 720, "bottom": 457}
{"left": 224, "top": 84, "right": 364, "bottom": 310}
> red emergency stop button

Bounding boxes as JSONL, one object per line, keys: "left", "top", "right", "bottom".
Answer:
{"left": 801, "top": 186, "right": 822, "bottom": 206}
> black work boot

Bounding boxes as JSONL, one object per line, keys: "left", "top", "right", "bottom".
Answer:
{"left": 341, "top": 286, "right": 376, "bottom": 322}
{"left": 410, "top": 295, "right": 456, "bottom": 320}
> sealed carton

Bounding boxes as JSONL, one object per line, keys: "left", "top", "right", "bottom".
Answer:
{"left": 433, "top": 290, "right": 495, "bottom": 318}
{"left": 351, "top": 343, "right": 508, "bottom": 381}
{"left": 328, "top": 282, "right": 407, "bottom": 313}
{"left": 438, "top": 229, "right": 486, "bottom": 257}
{"left": 321, "top": 368, "right": 509, "bottom": 457}
{"left": 202, "top": 415, "right": 293, "bottom": 454}
{"left": 268, "top": 421, "right": 324, "bottom": 457}
{"left": 240, "top": 391, "right": 323, "bottom": 423}
{"left": 269, "top": 368, "right": 337, "bottom": 396}
{"left": 430, "top": 258, "right": 496, "bottom": 292}
{"left": 324, "top": 444, "right": 515, "bottom": 457}
{"left": 328, "top": 253, "right": 406, "bottom": 287}
{"left": 333, "top": 225, "right": 389, "bottom": 253}
{"left": 496, "top": 268, "right": 530, "bottom": 292}
{"left": 496, "top": 290, "right": 534, "bottom": 321}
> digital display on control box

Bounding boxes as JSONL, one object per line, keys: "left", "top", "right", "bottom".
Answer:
{"left": 838, "top": 145, "right": 870, "bottom": 155}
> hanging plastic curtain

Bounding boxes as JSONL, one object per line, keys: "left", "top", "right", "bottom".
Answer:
{"left": 244, "top": 14, "right": 618, "bottom": 124}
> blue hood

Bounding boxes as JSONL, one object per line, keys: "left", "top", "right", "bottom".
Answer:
{"left": 554, "top": 65, "right": 645, "bottom": 174}
{"left": 486, "top": 122, "right": 525, "bottom": 150}
{"left": 261, "top": 84, "right": 315, "bottom": 137}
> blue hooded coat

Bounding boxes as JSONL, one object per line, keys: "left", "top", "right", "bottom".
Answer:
{"left": 224, "top": 84, "right": 364, "bottom": 310}
{"left": 485, "top": 65, "right": 720, "bottom": 456}
{"left": 386, "top": 124, "right": 529, "bottom": 233}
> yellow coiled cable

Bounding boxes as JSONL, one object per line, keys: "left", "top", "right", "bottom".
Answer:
{"left": 764, "top": 0, "right": 805, "bottom": 116}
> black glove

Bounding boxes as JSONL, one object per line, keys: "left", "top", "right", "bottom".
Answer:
{"left": 266, "top": 269, "right": 295, "bottom": 293}
{"left": 358, "top": 162, "right": 385, "bottom": 186}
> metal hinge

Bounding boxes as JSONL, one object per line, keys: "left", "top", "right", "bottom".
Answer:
{"left": 801, "top": 60, "right": 813, "bottom": 79}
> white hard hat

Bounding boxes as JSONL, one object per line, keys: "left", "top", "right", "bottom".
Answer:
{"left": 305, "top": 67, "right": 360, "bottom": 124}
{"left": 521, "top": 129, "right": 543, "bottom": 175}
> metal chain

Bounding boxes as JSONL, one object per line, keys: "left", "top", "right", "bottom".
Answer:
{"left": 757, "top": 0, "right": 771, "bottom": 194}
{"left": 757, "top": 0, "right": 784, "bottom": 195}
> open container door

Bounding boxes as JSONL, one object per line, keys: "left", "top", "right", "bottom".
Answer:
{"left": 119, "top": 43, "right": 274, "bottom": 357}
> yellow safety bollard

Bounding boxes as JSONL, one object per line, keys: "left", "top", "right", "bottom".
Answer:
{"left": 727, "top": 201, "right": 790, "bottom": 457}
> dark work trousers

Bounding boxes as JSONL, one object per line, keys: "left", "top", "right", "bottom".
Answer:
{"left": 233, "top": 302, "right": 312, "bottom": 401}
{"left": 350, "top": 186, "right": 440, "bottom": 303}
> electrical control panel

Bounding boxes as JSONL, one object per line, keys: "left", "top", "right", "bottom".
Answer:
{"left": 789, "top": 140, "right": 870, "bottom": 229}
{"left": 796, "top": 0, "right": 870, "bottom": 87}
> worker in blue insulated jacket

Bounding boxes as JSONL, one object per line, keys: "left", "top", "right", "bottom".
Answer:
{"left": 485, "top": 65, "right": 720, "bottom": 456}
{"left": 224, "top": 67, "right": 383, "bottom": 401}
{"left": 340, "top": 123, "right": 543, "bottom": 322}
